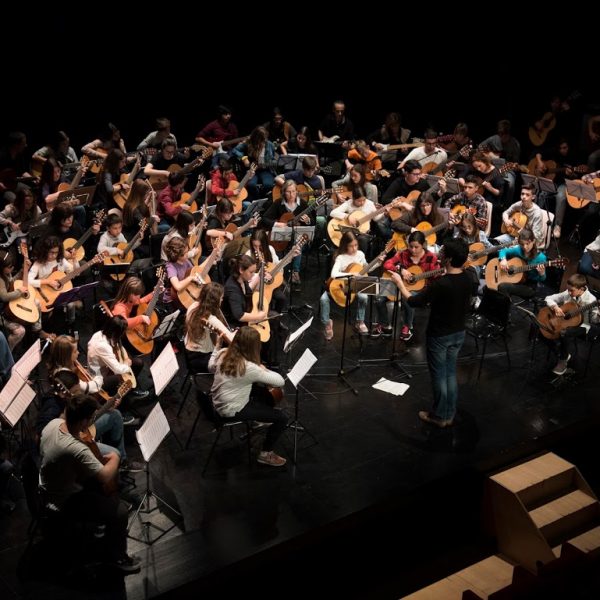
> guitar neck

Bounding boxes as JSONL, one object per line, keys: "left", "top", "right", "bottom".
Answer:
{"left": 565, "top": 299, "right": 600, "bottom": 319}
{"left": 200, "top": 247, "right": 222, "bottom": 279}
{"left": 421, "top": 222, "right": 447, "bottom": 237}
{"left": 413, "top": 267, "right": 445, "bottom": 282}
{"left": 144, "top": 277, "right": 164, "bottom": 317}
{"left": 234, "top": 218, "right": 257, "bottom": 238}
{"left": 472, "top": 241, "right": 516, "bottom": 259}
{"left": 59, "top": 259, "right": 98, "bottom": 285}
{"left": 71, "top": 225, "right": 95, "bottom": 251}
{"left": 236, "top": 167, "right": 255, "bottom": 192}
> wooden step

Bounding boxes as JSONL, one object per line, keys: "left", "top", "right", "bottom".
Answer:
{"left": 401, "top": 555, "right": 514, "bottom": 599}
{"left": 564, "top": 525, "right": 600, "bottom": 559}
{"left": 529, "top": 489, "right": 599, "bottom": 548}
{"left": 490, "top": 453, "right": 576, "bottom": 508}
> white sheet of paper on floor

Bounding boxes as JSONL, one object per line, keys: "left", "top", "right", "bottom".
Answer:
{"left": 372, "top": 377, "right": 410, "bottom": 396}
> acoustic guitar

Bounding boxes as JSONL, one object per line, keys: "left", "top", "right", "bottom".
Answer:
{"left": 391, "top": 219, "right": 451, "bottom": 252}
{"left": 215, "top": 163, "right": 256, "bottom": 214}
{"left": 485, "top": 257, "right": 568, "bottom": 291}
{"left": 328, "top": 240, "right": 395, "bottom": 307}
{"left": 465, "top": 240, "right": 517, "bottom": 268}
{"left": 537, "top": 299, "right": 600, "bottom": 340}
{"left": 526, "top": 158, "right": 588, "bottom": 182}
{"left": 500, "top": 211, "right": 528, "bottom": 238}
{"left": 7, "top": 240, "right": 40, "bottom": 324}
{"left": 177, "top": 239, "right": 225, "bottom": 309}
{"left": 272, "top": 184, "right": 341, "bottom": 202}
{"left": 103, "top": 218, "right": 149, "bottom": 280}
{"left": 383, "top": 263, "right": 445, "bottom": 294}
{"left": 35, "top": 252, "right": 108, "bottom": 312}
{"left": 126, "top": 266, "right": 166, "bottom": 355}
{"left": 249, "top": 263, "right": 270, "bottom": 342}
{"left": 172, "top": 174, "right": 205, "bottom": 214}
{"left": 566, "top": 178, "right": 600, "bottom": 210}
{"left": 209, "top": 214, "right": 260, "bottom": 249}
{"left": 62, "top": 209, "right": 106, "bottom": 262}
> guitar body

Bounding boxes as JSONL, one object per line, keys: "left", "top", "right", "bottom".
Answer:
{"left": 501, "top": 212, "right": 528, "bottom": 237}
{"left": 249, "top": 292, "right": 271, "bottom": 342}
{"left": 328, "top": 263, "right": 363, "bottom": 307}
{"left": 216, "top": 181, "right": 248, "bottom": 214}
{"left": 173, "top": 192, "right": 198, "bottom": 214}
{"left": 466, "top": 242, "right": 487, "bottom": 267}
{"left": 210, "top": 223, "right": 238, "bottom": 248}
{"left": 567, "top": 178, "right": 600, "bottom": 209}
{"left": 104, "top": 243, "right": 134, "bottom": 281}
{"left": 528, "top": 113, "right": 556, "bottom": 147}
{"left": 7, "top": 279, "right": 40, "bottom": 323}
{"left": 387, "top": 190, "right": 420, "bottom": 221}
{"left": 36, "top": 271, "right": 73, "bottom": 312}
{"left": 405, "top": 265, "right": 426, "bottom": 292}
{"left": 57, "top": 182, "right": 71, "bottom": 192}
{"left": 485, "top": 257, "right": 525, "bottom": 290}
{"left": 327, "top": 213, "right": 371, "bottom": 247}
{"left": 261, "top": 263, "right": 285, "bottom": 308}
{"left": 415, "top": 220, "right": 439, "bottom": 247}
{"left": 112, "top": 173, "right": 131, "bottom": 209}
{"left": 62, "top": 237, "right": 86, "bottom": 262}
{"left": 421, "top": 161, "right": 443, "bottom": 175}
{"left": 125, "top": 304, "right": 159, "bottom": 355}
{"left": 537, "top": 302, "right": 583, "bottom": 340}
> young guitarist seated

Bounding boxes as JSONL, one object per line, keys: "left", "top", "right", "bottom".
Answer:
{"left": 543, "top": 273, "right": 600, "bottom": 375}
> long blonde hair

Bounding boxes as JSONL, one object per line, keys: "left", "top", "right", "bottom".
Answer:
{"left": 218, "top": 326, "right": 261, "bottom": 378}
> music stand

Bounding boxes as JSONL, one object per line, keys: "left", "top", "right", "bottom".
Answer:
{"left": 355, "top": 279, "right": 413, "bottom": 379}
{"left": 285, "top": 346, "right": 319, "bottom": 465}
{"left": 151, "top": 309, "right": 180, "bottom": 362}
{"left": 127, "top": 402, "right": 183, "bottom": 545}
{"left": 565, "top": 179, "right": 598, "bottom": 209}
{"left": 56, "top": 184, "right": 97, "bottom": 207}
{"left": 425, "top": 175, "right": 461, "bottom": 195}
{"left": 49, "top": 282, "right": 99, "bottom": 334}
{"left": 0, "top": 370, "right": 36, "bottom": 453}
{"left": 242, "top": 199, "right": 269, "bottom": 219}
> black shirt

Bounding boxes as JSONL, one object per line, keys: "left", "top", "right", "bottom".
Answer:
{"left": 223, "top": 275, "right": 252, "bottom": 328}
{"left": 408, "top": 271, "right": 473, "bottom": 337}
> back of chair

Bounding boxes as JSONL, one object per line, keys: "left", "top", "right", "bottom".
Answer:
{"left": 478, "top": 287, "right": 511, "bottom": 328}
{"left": 150, "top": 232, "right": 167, "bottom": 264}
{"left": 485, "top": 201, "right": 493, "bottom": 237}
{"left": 540, "top": 210, "right": 555, "bottom": 250}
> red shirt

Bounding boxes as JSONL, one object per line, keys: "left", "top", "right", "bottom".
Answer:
{"left": 210, "top": 169, "right": 238, "bottom": 197}
{"left": 384, "top": 249, "right": 439, "bottom": 273}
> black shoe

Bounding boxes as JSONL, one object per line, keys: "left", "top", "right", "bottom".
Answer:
{"left": 111, "top": 554, "right": 141, "bottom": 574}
{"left": 129, "top": 389, "right": 150, "bottom": 399}
{"left": 119, "top": 459, "right": 144, "bottom": 473}
{"left": 121, "top": 413, "right": 139, "bottom": 426}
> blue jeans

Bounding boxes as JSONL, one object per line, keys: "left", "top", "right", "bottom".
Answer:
{"left": 426, "top": 331, "right": 465, "bottom": 422}
{"left": 0, "top": 332, "right": 14, "bottom": 384}
{"left": 320, "top": 291, "right": 367, "bottom": 325}
{"left": 95, "top": 410, "right": 126, "bottom": 459}
{"left": 578, "top": 251, "right": 599, "bottom": 277}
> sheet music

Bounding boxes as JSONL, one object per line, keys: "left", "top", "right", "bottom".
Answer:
{"left": 287, "top": 348, "right": 317, "bottom": 388}
{"left": 283, "top": 316, "right": 314, "bottom": 353}
{"left": 153, "top": 309, "right": 180, "bottom": 339}
{"left": 372, "top": 377, "right": 410, "bottom": 396}
{"left": 12, "top": 339, "right": 41, "bottom": 379}
{"left": 135, "top": 402, "right": 170, "bottom": 463}
{"left": 150, "top": 341, "right": 179, "bottom": 396}
{"left": 0, "top": 371, "right": 35, "bottom": 427}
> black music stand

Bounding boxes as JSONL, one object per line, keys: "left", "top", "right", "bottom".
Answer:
{"left": 49, "top": 282, "right": 99, "bottom": 335}
{"left": 56, "top": 184, "right": 97, "bottom": 207}
{"left": 356, "top": 278, "right": 412, "bottom": 379}
{"left": 150, "top": 309, "right": 180, "bottom": 363}
{"left": 284, "top": 343, "right": 318, "bottom": 466}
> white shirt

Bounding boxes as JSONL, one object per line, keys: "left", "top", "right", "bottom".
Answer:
{"left": 87, "top": 330, "right": 131, "bottom": 378}
{"left": 330, "top": 251, "right": 367, "bottom": 278}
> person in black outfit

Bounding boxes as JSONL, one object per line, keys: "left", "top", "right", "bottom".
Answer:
{"left": 395, "top": 238, "right": 474, "bottom": 428}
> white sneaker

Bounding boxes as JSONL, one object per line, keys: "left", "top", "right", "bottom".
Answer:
{"left": 553, "top": 225, "right": 561, "bottom": 238}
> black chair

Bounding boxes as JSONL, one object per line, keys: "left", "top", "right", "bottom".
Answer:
{"left": 149, "top": 232, "right": 167, "bottom": 264}
{"left": 466, "top": 288, "right": 512, "bottom": 381}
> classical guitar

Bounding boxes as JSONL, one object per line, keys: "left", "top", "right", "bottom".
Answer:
{"left": 177, "top": 239, "right": 224, "bottom": 309}
{"left": 566, "top": 178, "right": 600, "bottom": 210}
{"left": 0, "top": 211, "right": 51, "bottom": 249}
{"left": 173, "top": 174, "right": 205, "bottom": 214}
{"left": 328, "top": 240, "right": 395, "bottom": 307}
{"left": 270, "top": 193, "right": 328, "bottom": 252}
{"left": 209, "top": 214, "right": 261, "bottom": 249}
{"left": 62, "top": 209, "right": 106, "bottom": 262}
{"left": 249, "top": 262, "right": 270, "bottom": 342}
{"left": 272, "top": 184, "right": 341, "bottom": 202}
{"left": 465, "top": 240, "right": 518, "bottom": 268}
{"left": 7, "top": 240, "right": 40, "bottom": 324}
{"left": 500, "top": 211, "right": 528, "bottom": 238}
{"left": 87, "top": 379, "right": 133, "bottom": 439}
{"left": 215, "top": 163, "right": 256, "bottom": 214}
{"left": 126, "top": 266, "right": 166, "bottom": 355}
{"left": 35, "top": 252, "right": 108, "bottom": 312}
{"left": 526, "top": 158, "right": 588, "bottom": 182}
{"left": 103, "top": 218, "right": 150, "bottom": 281}
{"left": 537, "top": 299, "right": 600, "bottom": 340}
{"left": 485, "top": 257, "right": 568, "bottom": 291}
{"left": 147, "top": 146, "right": 211, "bottom": 189}
{"left": 383, "top": 263, "right": 445, "bottom": 294}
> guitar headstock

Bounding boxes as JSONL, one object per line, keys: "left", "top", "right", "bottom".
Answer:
{"left": 383, "top": 238, "right": 396, "bottom": 255}
{"left": 200, "top": 146, "right": 213, "bottom": 160}
{"left": 99, "top": 299, "right": 114, "bottom": 318}
{"left": 115, "top": 379, "right": 133, "bottom": 400}
{"left": 93, "top": 209, "right": 106, "bottom": 225}
{"left": 19, "top": 239, "right": 29, "bottom": 260}
{"left": 92, "top": 251, "right": 109, "bottom": 265}
{"left": 156, "top": 265, "right": 166, "bottom": 282}
{"left": 549, "top": 258, "right": 569, "bottom": 269}
{"left": 197, "top": 174, "right": 206, "bottom": 191}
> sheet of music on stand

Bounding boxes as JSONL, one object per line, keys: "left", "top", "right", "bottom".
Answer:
{"left": 150, "top": 340, "right": 179, "bottom": 397}
{"left": 0, "top": 372, "right": 36, "bottom": 427}
{"left": 283, "top": 316, "right": 313, "bottom": 353}
{"left": 287, "top": 348, "right": 318, "bottom": 388}
{"left": 271, "top": 225, "right": 315, "bottom": 243}
{"left": 372, "top": 378, "right": 410, "bottom": 397}
{"left": 12, "top": 339, "right": 41, "bottom": 379}
{"left": 135, "top": 402, "right": 170, "bottom": 463}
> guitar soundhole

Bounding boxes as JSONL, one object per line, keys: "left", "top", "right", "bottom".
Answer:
{"left": 21, "top": 291, "right": 29, "bottom": 299}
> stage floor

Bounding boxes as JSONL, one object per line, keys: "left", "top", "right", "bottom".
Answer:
{"left": 1, "top": 250, "right": 599, "bottom": 600}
